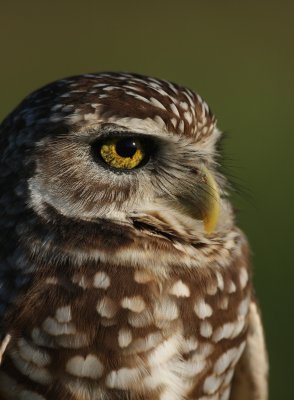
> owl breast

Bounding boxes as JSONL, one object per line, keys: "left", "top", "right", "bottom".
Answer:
{"left": 0, "top": 227, "right": 250, "bottom": 400}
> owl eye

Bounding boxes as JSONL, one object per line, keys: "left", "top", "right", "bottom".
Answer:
{"left": 93, "top": 136, "right": 152, "bottom": 170}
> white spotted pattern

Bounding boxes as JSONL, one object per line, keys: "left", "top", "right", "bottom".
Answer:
{"left": 154, "top": 297, "right": 179, "bottom": 321}
{"left": 17, "top": 338, "right": 50, "bottom": 367}
{"left": 121, "top": 296, "right": 146, "bottom": 312}
{"left": 66, "top": 354, "right": 104, "bottom": 379}
{"left": 239, "top": 267, "right": 249, "bottom": 288}
{"left": 93, "top": 271, "right": 110, "bottom": 289}
{"left": 42, "top": 317, "right": 76, "bottom": 336}
{"left": 200, "top": 321, "right": 213, "bottom": 338}
{"left": 96, "top": 297, "right": 118, "bottom": 318}
{"left": 118, "top": 328, "right": 133, "bottom": 348}
{"left": 55, "top": 305, "right": 72, "bottom": 323}
{"left": 106, "top": 367, "right": 141, "bottom": 389}
{"left": 194, "top": 299, "right": 213, "bottom": 319}
{"left": 214, "top": 347, "right": 238, "bottom": 375}
{"left": 169, "top": 280, "right": 190, "bottom": 297}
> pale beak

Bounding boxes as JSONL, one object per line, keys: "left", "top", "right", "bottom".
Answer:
{"left": 200, "top": 165, "right": 220, "bottom": 234}
{"left": 171, "top": 165, "right": 220, "bottom": 235}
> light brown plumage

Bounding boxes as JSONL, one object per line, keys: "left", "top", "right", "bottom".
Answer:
{"left": 0, "top": 72, "right": 268, "bottom": 399}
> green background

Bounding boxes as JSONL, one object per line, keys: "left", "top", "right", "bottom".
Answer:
{"left": 1, "top": 1, "right": 293, "bottom": 398}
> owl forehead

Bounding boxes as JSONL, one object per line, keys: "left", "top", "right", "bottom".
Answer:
{"left": 12, "top": 72, "right": 216, "bottom": 142}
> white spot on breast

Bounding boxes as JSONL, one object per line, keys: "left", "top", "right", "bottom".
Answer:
{"left": 238, "top": 297, "right": 250, "bottom": 316}
{"left": 169, "top": 280, "right": 190, "bottom": 297}
{"left": 239, "top": 268, "right": 249, "bottom": 288}
{"left": 213, "top": 317, "right": 245, "bottom": 342}
{"left": 148, "top": 335, "right": 180, "bottom": 366}
{"left": 181, "top": 336, "right": 198, "bottom": 354}
{"left": 128, "top": 309, "right": 153, "bottom": 328}
{"left": 227, "top": 281, "right": 237, "bottom": 293}
{"left": 19, "top": 391, "right": 46, "bottom": 400}
{"left": 194, "top": 299, "right": 213, "bottom": 319}
{"left": 134, "top": 270, "right": 153, "bottom": 284}
{"left": 55, "top": 305, "right": 72, "bottom": 323}
{"left": 219, "top": 297, "right": 229, "bottom": 310}
{"left": 214, "top": 347, "right": 238, "bottom": 375}
{"left": 42, "top": 317, "right": 76, "bottom": 336}
{"left": 200, "top": 321, "right": 213, "bottom": 338}
{"left": 106, "top": 367, "right": 141, "bottom": 389}
{"left": 207, "top": 283, "right": 218, "bottom": 296}
{"left": 200, "top": 343, "right": 214, "bottom": 358}
{"left": 203, "top": 374, "right": 222, "bottom": 395}
{"left": 66, "top": 354, "right": 104, "bottom": 379}
{"left": 18, "top": 338, "right": 50, "bottom": 367}
{"left": 154, "top": 298, "right": 179, "bottom": 321}
{"left": 213, "top": 322, "right": 235, "bottom": 342}
{"left": 129, "top": 332, "right": 163, "bottom": 353}
{"left": 184, "top": 356, "right": 206, "bottom": 378}
{"left": 10, "top": 352, "right": 52, "bottom": 384}
{"left": 216, "top": 271, "right": 224, "bottom": 291}
{"left": 118, "top": 328, "right": 133, "bottom": 348}
{"left": 93, "top": 271, "right": 110, "bottom": 289}
{"left": 97, "top": 297, "right": 118, "bottom": 318}
{"left": 121, "top": 296, "right": 146, "bottom": 313}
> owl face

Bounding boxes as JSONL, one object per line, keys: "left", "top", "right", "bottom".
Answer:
{"left": 9, "top": 72, "right": 227, "bottom": 238}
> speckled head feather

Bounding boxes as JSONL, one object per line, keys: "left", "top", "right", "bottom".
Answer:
{"left": 0, "top": 72, "right": 268, "bottom": 400}
{"left": 4, "top": 72, "right": 217, "bottom": 140}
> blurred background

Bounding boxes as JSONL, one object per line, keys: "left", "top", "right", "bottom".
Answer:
{"left": 0, "top": 1, "right": 293, "bottom": 398}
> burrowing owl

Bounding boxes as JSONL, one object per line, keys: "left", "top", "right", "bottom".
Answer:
{"left": 0, "top": 73, "right": 268, "bottom": 400}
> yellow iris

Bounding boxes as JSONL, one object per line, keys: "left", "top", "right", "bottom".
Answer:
{"left": 100, "top": 138, "right": 145, "bottom": 169}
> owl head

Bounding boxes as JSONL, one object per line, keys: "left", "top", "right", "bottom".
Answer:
{"left": 0, "top": 73, "right": 233, "bottom": 262}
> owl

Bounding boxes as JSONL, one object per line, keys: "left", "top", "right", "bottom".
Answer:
{"left": 0, "top": 72, "right": 268, "bottom": 400}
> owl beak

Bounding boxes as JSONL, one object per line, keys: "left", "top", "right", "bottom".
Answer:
{"left": 173, "top": 165, "right": 220, "bottom": 235}
{"left": 201, "top": 166, "right": 220, "bottom": 234}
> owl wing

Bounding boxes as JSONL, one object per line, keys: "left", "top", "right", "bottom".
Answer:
{"left": 230, "top": 300, "right": 268, "bottom": 400}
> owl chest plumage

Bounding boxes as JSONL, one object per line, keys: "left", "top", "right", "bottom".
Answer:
{"left": 1, "top": 232, "right": 251, "bottom": 400}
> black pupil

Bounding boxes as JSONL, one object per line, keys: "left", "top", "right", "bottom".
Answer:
{"left": 116, "top": 138, "right": 138, "bottom": 158}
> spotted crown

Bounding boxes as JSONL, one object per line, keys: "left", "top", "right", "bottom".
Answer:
{"left": 5, "top": 72, "right": 216, "bottom": 142}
